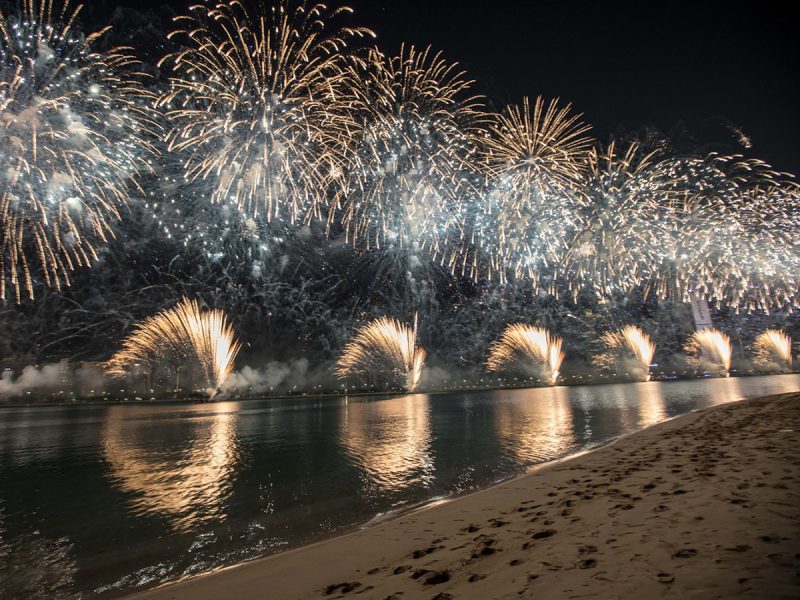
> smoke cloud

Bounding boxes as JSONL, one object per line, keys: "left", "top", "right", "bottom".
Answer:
{"left": 0, "top": 361, "right": 69, "bottom": 398}
{"left": 221, "top": 359, "right": 311, "bottom": 396}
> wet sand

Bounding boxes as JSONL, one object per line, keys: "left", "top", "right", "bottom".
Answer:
{"left": 131, "top": 392, "right": 800, "bottom": 600}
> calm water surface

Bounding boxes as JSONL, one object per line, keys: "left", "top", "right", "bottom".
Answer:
{"left": 0, "top": 374, "right": 798, "bottom": 598}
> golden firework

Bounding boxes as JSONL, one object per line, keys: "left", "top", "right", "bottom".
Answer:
{"left": 158, "top": 0, "right": 373, "bottom": 225}
{"left": 328, "top": 44, "right": 487, "bottom": 270}
{"left": 0, "top": 0, "right": 159, "bottom": 301}
{"left": 106, "top": 298, "right": 241, "bottom": 394}
{"left": 478, "top": 96, "right": 592, "bottom": 285}
{"left": 487, "top": 324, "right": 564, "bottom": 385}
{"left": 754, "top": 329, "right": 792, "bottom": 369}
{"left": 599, "top": 325, "right": 656, "bottom": 381}
{"left": 684, "top": 329, "right": 732, "bottom": 376}
{"left": 335, "top": 314, "right": 426, "bottom": 392}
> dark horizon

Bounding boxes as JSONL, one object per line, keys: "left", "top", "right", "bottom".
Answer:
{"left": 109, "top": 0, "right": 800, "bottom": 174}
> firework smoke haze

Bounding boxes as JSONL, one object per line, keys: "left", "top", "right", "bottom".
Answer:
{"left": 0, "top": 0, "right": 159, "bottom": 302}
{"left": 487, "top": 324, "right": 565, "bottom": 385}
{"left": 335, "top": 314, "right": 426, "bottom": 392}
{"left": 105, "top": 298, "right": 242, "bottom": 394}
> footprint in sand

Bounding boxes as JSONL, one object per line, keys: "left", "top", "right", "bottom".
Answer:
{"left": 411, "top": 546, "right": 440, "bottom": 559}
{"left": 324, "top": 581, "right": 361, "bottom": 595}
{"left": 657, "top": 572, "right": 675, "bottom": 584}
{"left": 422, "top": 571, "right": 450, "bottom": 585}
{"left": 411, "top": 569, "right": 430, "bottom": 580}
{"left": 531, "top": 529, "right": 557, "bottom": 539}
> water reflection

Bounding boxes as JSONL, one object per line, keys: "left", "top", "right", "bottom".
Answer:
{"left": 102, "top": 403, "right": 240, "bottom": 532}
{"left": 635, "top": 382, "right": 667, "bottom": 427}
{"left": 0, "top": 375, "right": 796, "bottom": 599}
{"left": 494, "top": 386, "right": 575, "bottom": 463}
{"left": 702, "top": 375, "right": 743, "bottom": 407}
{"left": 340, "top": 394, "right": 433, "bottom": 494}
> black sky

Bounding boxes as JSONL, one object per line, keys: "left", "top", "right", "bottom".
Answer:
{"left": 115, "top": 0, "right": 800, "bottom": 173}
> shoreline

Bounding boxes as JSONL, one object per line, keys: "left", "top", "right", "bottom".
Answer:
{"left": 129, "top": 391, "right": 800, "bottom": 600}
{"left": 4, "top": 371, "right": 797, "bottom": 408}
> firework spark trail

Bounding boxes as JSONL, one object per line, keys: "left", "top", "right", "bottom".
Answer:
{"left": 486, "top": 324, "right": 564, "bottom": 385}
{"left": 754, "top": 329, "right": 792, "bottom": 369}
{"left": 106, "top": 298, "right": 241, "bottom": 395}
{"left": 684, "top": 329, "right": 732, "bottom": 376}
{"left": 328, "top": 44, "right": 487, "bottom": 274}
{"left": 157, "top": 0, "right": 373, "bottom": 228}
{"left": 335, "top": 314, "right": 426, "bottom": 391}
{"left": 599, "top": 325, "right": 656, "bottom": 381}
{"left": 0, "top": 0, "right": 159, "bottom": 302}
{"left": 476, "top": 96, "right": 592, "bottom": 287}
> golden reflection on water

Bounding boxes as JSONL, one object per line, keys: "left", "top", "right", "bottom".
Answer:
{"left": 494, "top": 386, "right": 575, "bottom": 463}
{"left": 102, "top": 403, "right": 239, "bottom": 532}
{"left": 702, "top": 375, "right": 743, "bottom": 406}
{"left": 634, "top": 382, "right": 667, "bottom": 428}
{"left": 340, "top": 394, "right": 433, "bottom": 492}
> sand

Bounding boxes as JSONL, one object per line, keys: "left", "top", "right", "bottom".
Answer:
{"left": 130, "top": 392, "right": 800, "bottom": 600}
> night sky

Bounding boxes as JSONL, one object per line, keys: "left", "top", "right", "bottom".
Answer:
{"left": 116, "top": 0, "right": 800, "bottom": 174}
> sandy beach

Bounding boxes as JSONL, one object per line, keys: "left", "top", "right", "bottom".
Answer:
{"left": 130, "top": 392, "right": 800, "bottom": 600}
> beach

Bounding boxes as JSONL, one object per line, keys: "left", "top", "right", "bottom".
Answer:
{"left": 130, "top": 392, "right": 800, "bottom": 600}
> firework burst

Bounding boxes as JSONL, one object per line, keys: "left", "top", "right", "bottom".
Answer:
{"left": 0, "top": 0, "right": 159, "bottom": 301}
{"left": 486, "top": 324, "right": 564, "bottom": 385}
{"left": 328, "top": 45, "right": 486, "bottom": 274}
{"left": 476, "top": 96, "right": 592, "bottom": 286}
{"left": 335, "top": 314, "right": 426, "bottom": 391}
{"left": 597, "top": 325, "right": 656, "bottom": 381}
{"left": 106, "top": 297, "right": 241, "bottom": 395}
{"left": 670, "top": 155, "right": 800, "bottom": 310}
{"left": 754, "top": 329, "right": 792, "bottom": 370}
{"left": 563, "top": 142, "right": 683, "bottom": 301}
{"left": 684, "top": 328, "right": 732, "bottom": 376}
{"left": 157, "top": 0, "right": 373, "bottom": 228}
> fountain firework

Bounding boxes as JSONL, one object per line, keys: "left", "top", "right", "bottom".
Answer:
{"left": 105, "top": 298, "right": 241, "bottom": 396}
{"left": 684, "top": 329, "right": 732, "bottom": 377}
{"left": 335, "top": 315, "right": 426, "bottom": 391}
{"left": 754, "top": 330, "right": 792, "bottom": 371}
{"left": 598, "top": 325, "right": 656, "bottom": 381}
{"left": 0, "top": 0, "right": 159, "bottom": 302}
{"left": 486, "top": 324, "right": 565, "bottom": 385}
